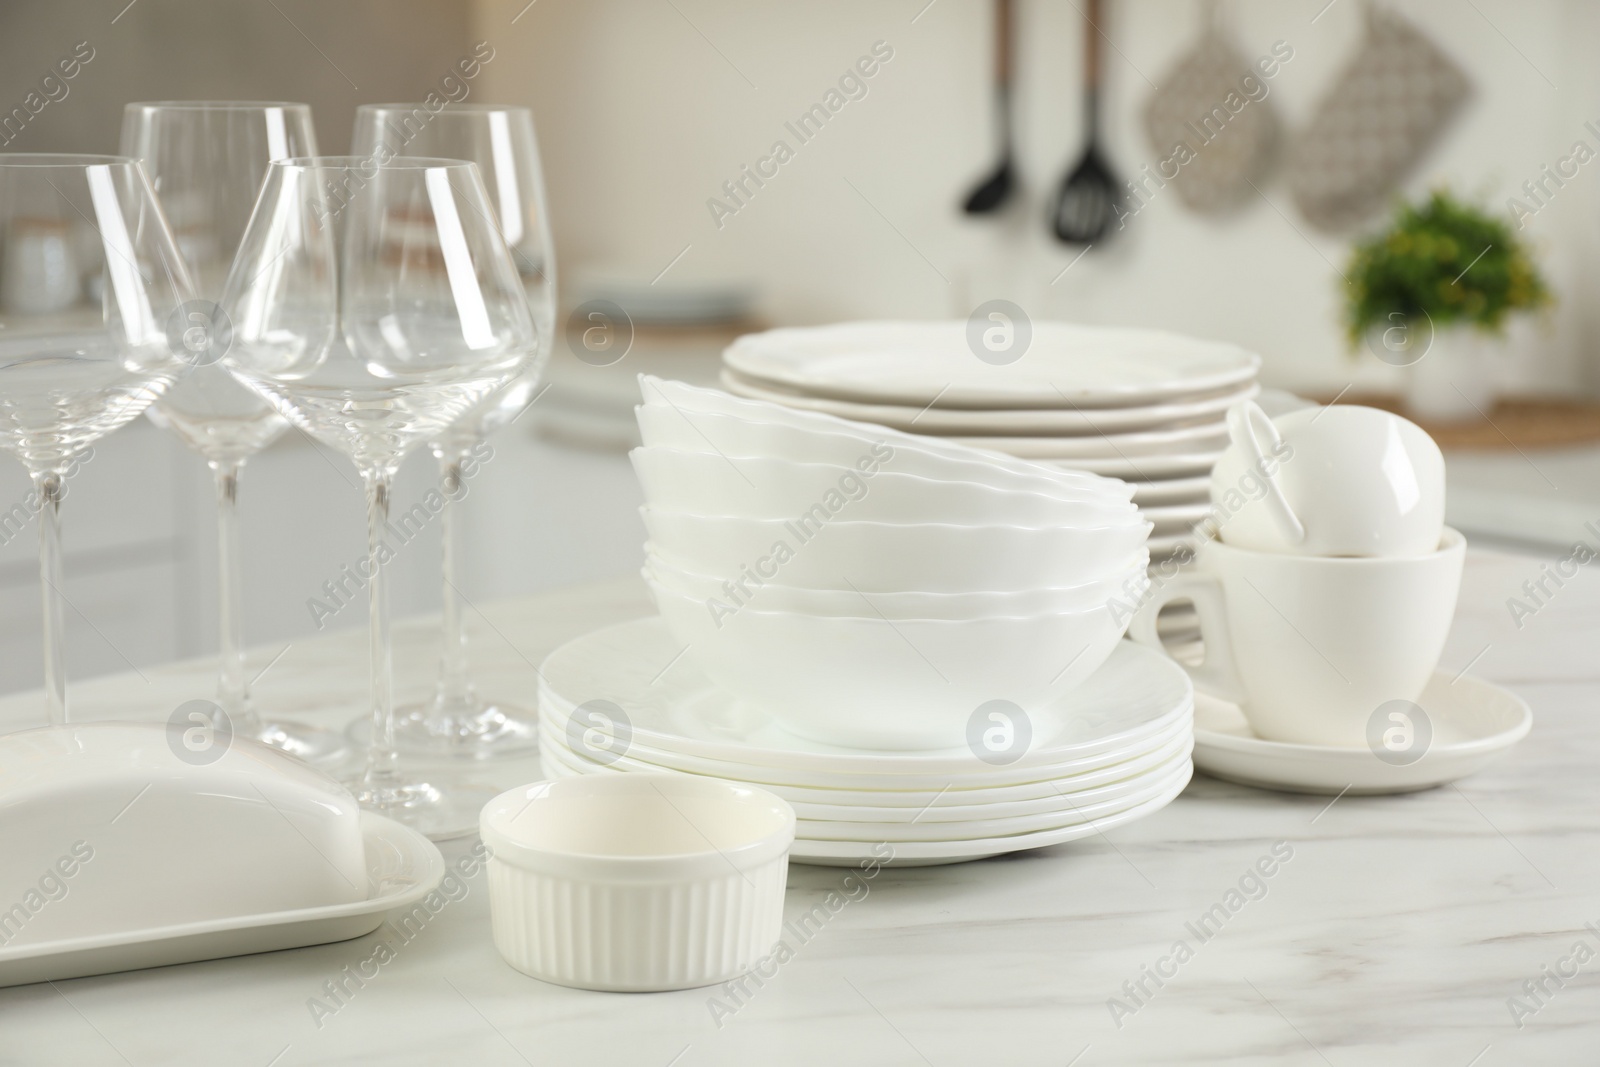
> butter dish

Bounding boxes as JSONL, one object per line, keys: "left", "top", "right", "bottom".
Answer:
{"left": 0, "top": 722, "right": 444, "bottom": 985}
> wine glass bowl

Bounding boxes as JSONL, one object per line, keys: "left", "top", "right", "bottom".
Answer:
{"left": 349, "top": 104, "right": 555, "bottom": 759}
{"left": 122, "top": 102, "right": 346, "bottom": 762}
{"left": 224, "top": 156, "right": 536, "bottom": 837}
{"left": 0, "top": 154, "right": 196, "bottom": 723}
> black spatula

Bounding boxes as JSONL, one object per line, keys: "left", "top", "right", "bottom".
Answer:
{"left": 1052, "top": 0, "right": 1122, "bottom": 244}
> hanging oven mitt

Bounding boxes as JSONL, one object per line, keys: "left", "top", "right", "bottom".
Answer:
{"left": 1286, "top": 4, "right": 1471, "bottom": 232}
{"left": 1141, "top": 5, "right": 1281, "bottom": 214}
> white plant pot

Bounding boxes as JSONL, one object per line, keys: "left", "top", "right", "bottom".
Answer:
{"left": 1405, "top": 327, "right": 1499, "bottom": 423}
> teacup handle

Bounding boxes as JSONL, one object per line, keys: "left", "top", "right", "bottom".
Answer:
{"left": 1226, "top": 401, "right": 1306, "bottom": 547}
{"left": 1127, "top": 570, "right": 1246, "bottom": 705}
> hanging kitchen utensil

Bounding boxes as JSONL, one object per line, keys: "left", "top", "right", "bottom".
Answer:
{"left": 1141, "top": 0, "right": 1281, "bottom": 215}
{"left": 1286, "top": 2, "right": 1471, "bottom": 232}
{"left": 963, "top": 0, "right": 1017, "bottom": 214}
{"left": 1051, "top": 0, "right": 1122, "bottom": 244}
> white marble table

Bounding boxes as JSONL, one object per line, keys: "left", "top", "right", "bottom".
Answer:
{"left": 2, "top": 549, "right": 1595, "bottom": 1066}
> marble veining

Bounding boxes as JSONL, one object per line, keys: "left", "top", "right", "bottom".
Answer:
{"left": 2, "top": 551, "right": 1598, "bottom": 1065}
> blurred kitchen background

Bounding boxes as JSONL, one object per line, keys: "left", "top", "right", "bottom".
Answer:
{"left": 0, "top": 0, "right": 1595, "bottom": 693}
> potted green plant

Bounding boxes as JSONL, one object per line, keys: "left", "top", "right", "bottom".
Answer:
{"left": 1345, "top": 190, "right": 1551, "bottom": 422}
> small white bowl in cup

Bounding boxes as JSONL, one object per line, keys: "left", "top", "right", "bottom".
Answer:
{"left": 480, "top": 775, "right": 795, "bottom": 992}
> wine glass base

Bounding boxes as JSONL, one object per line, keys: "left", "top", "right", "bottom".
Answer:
{"left": 352, "top": 776, "right": 500, "bottom": 841}
{"left": 250, "top": 719, "right": 350, "bottom": 766}
{"left": 346, "top": 699, "right": 540, "bottom": 760}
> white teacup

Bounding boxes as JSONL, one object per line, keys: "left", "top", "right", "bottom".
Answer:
{"left": 1213, "top": 402, "right": 1445, "bottom": 558}
{"left": 1128, "top": 528, "right": 1465, "bottom": 747}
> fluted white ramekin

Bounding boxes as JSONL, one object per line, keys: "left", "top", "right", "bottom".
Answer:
{"left": 480, "top": 774, "right": 795, "bottom": 992}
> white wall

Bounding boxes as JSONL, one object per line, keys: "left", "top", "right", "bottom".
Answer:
{"left": 476, "top": 0, "right": 1600, "bottom": 395}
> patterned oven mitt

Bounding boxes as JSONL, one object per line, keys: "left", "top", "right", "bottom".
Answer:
{"left": 1286, "top": 4, "right": 1471, "bottom": 232}
{"left": 1142, "top": 7, "right": 1281, "bottom": 215}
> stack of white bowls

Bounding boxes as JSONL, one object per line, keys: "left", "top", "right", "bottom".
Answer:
{"left": 719, "top": 321, "right": 1262, "bottom": 563}
{"left": 633, "top": 375, "right": 1152, "bottom": 752}
{"left": 538, "top": 376, "right": 1194, "bottom": 865}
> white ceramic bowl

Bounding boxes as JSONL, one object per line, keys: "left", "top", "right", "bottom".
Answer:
{"left": 644, "top": 547, "right": 1151, "bottom": 620}
{"left": 640, "top": 375, "right": 1134, "bottom": 497}
{"left": 642, "top": 508, "right": 1153, "bottom": 593}
{"left": 635, "top": 403, "right": 1128, "bottom": 503}
{"left": 480, "top": 774, "right": 794, "bottom": 992}
{"left": 648, "top": 579, "right": 1140, "bottom": 749}
{"left": 631, "top": 448, "right": 1139, "bottom": 527}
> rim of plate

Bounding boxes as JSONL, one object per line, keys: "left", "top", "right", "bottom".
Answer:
{"left": 721, "top": 322, "right": 1261, "bottom": 409}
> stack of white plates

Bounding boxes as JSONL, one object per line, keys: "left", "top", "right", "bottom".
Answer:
{"left": 720, "top": 321, "right": 1262, "bottom": 562}
{"left": 633, "top": 376, "right": 1151, "bottom": 752}
{"left": 538, "top": 618, "right": 1194, "bottom": 867}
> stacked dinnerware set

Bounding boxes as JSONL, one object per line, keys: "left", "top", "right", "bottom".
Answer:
{"left": 718, "top": 321, "right": 1261, "bottom": 564}
{"left": 535, "top": 375, "right": 1197, "bottom": 866}
{"left": 0, "top": 108, "right": 1533, "bottom": 998}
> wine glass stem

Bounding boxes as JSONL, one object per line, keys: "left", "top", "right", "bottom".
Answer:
{"left": 33, "top": 471, "right": 66, "bottom": 725}
{"left": 434, "top": 445, "right": 475, "bottom": 713}
{"left": 362, "top": 468, "right": 398, "bottom": 787}
{"left": 210, "top": 460, "right": 257, "bottom": 731}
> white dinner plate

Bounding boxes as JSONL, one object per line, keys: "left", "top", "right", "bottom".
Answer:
{"left": 0, "top": 813, "right": 445, "bottom": 987}
{"left": 790, "top": 763, "right": 1194, "bottom": 866}
{"left": 539, "top": 619, "right": 1193, "bottom": 777}
{"left": 948, "top": 421, "right": 1227, "bottom": 459}
{"left": 723, "top": 322, "right": 1261, "bottom": 409}
{"left": 797, "top": 759, "right": 1192, "bottom": 841}
{"left": 1044, "top": 451, "right": 1223, "bottom": 479}
{"left": 722, "top": 370, "right": 1260, "bottom": 435}
{"left": 539, "top": 754, "right": 1193, "bottom": 865}
{"left": 539, "top": 701, "right": 1191, "bottom": 793}
{"left": 1130, "top": 475, "right": 1212, "bottom": 505}
{"left": 1148, "top": 531, "right": 1199, "bottom": 556}
{"left": 549, "top": 751, "right": 1191, "bottom": 843}
{"left": 1141, "top": 501, "right": 1212, "bottom": 526}
{"left": 541, "top": 726, "right": 1194, "bottom": 812}
{"left": 1192, "top": 672, "right": 1532, "bottom": 796}
{"left": 543, "top": 740, "right": 1191, "bottom": 838}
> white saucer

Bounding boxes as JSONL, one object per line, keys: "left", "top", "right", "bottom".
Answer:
{"left": 1192, "top": 672, "right": 1532, "bottom": 796}
{"left": 0, "top": 812, "right": 445, "bottom": 987}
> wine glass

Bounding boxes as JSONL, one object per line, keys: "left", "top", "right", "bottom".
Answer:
{"left": 349, "top": 104, "right": 554, "bottom": 759}
{"left": 0, "top": 155, "right": 195, "bottom": 724}
{"left": 222, "top": 157, "right": 537, "bottom": 839}
{"left": 122, "top": 101, "right": 346, "bottom": 763}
